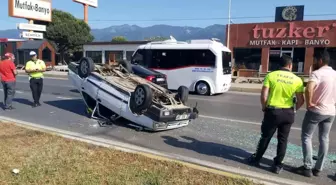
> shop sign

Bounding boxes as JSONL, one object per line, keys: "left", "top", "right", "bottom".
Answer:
{"left": 8, "top": 0, "right": 52, "bottom": 22}
{"left": 17, "top": 23, "right": 46, "bottom": 32}
{"left": 21, "top": 31, "right": 44, "bottom": 39}
{"left": 249, "top": 22, "right": 336, "bottom": 46}
{"left": 73, "top": 0, "right": 98, "bottom": 7}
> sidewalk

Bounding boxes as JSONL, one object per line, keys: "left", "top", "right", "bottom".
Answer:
{"left": 231, "top": 83, "right": 261, "bottom": 93}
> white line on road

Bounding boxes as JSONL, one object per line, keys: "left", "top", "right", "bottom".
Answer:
{"left": 199, "top": 115, "right": 302, "bottom": 131}
{"left": 46, "top": 94, "right": 304, "bottom": 131}
{"left": 56, "top": 96, "right": 72, "bottom": 100}
{"left": 0, "top": 89, "right": 23, "bottom": 94}
{"left": 17, "top": 74, "right": 68, "bottom": 80}
{"left": 2, "top": 91, "right": 303, "bottom": 131}
{"left": 15, "top": 79, "right": 74, "bottom": 88}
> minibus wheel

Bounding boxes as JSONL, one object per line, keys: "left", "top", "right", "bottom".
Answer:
{"left": 195, "top": 81, "right": 210, "bottom": 95}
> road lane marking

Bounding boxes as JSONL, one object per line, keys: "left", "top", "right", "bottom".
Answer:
{"left": 15, "top": 80, "right": 74, "bottom": 88}
{"left": 43, "top": 95, "right": 304, "bottom": 131}
{"left": 199, "top": 115, "right": 302, "bottom": 131}
{"left": 56, "top": 96, "right": 72, "bottom": 100}
{"left": 18, "top": 74, "right": 68, "bottom": 80}
{"left": 2, "top": 91, "right": 303, "bottom": 131}
{"left": 0, "top": 89, "right": 24, "bottom": 94}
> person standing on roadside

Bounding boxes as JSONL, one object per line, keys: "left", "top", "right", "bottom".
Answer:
{"left": 246, "top": 55, "right": 305, "bottom": 174}
{"left": 25, "top": 51, "right": 46, "bottom": 107}
{"left": 295, "top": 50, "right": 336, "bottom": 177}
{"left": 0, "top": 53, "right": 18, "bottom": 110}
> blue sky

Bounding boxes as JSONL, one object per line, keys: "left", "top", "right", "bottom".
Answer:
{"left": 1, "top": 0, "right": 336, "bottom": 30}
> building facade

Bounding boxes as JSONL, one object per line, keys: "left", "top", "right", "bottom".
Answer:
{"left": 83, "top": 41, "right": 150, "bottom": 64}
{"left": 227, "top": 20, "right": 336, "bottom": 76}
{"left": 0, "top": 39, "right": 56, "bottom": 67}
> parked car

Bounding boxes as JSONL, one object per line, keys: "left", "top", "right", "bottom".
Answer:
{"left": 67, "top": 57, "right": 199, "bottom": 131}
{"left": 131, "top": 64, "right": 168, "bottom": 89}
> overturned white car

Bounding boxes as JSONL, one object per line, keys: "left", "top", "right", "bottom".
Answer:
{"left": 68, "top": 57, "right": 199, "bottom": 131}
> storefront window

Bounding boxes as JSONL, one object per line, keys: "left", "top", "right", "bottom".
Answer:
{"left": 105, "top": 51, "right": 123, "bottom": 63}
{"left": 126, "top": 51, "right": 134, "bottom": 61}
{"left": 314, "top": 47, "right": 336, "bottom": 70}
{"left": 293, "top": 48, "right": 306, "bottom": 73}
{"left": 268, "top": 47, "right": 305, "bottom": 72}
{"left": 233, "top": 48, "right": 261, "bottom": 70}
{"left": 85, "top": 51, "right": 102, "bottom": 63}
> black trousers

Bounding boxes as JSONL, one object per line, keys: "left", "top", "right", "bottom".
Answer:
{"left": 29, "top": 78, "right": 43, "bottom": 104}
{"left": 254, "top": 108, "right": 295, "bottom": 165}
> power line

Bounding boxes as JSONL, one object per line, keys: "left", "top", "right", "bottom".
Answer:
{"left": 88, "top": 13, "right": 336, "bottom": 22}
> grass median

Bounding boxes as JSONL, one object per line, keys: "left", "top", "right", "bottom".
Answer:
{"left": 0, "top": 122, "right": 261, "bottom": 185}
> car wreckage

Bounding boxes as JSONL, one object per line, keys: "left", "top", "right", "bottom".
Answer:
{"left": 68, "top": 57, "right": 199, "bottom": 131}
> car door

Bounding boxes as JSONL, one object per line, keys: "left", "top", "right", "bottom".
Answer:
{"left": 81, "top": 76, "right": 102, "bottom": 107}
{"left": 96, "top": 80, "right": 124, "bottom": 116}
{"left": 68, "top": 69, "right": 82, "bottom": 92}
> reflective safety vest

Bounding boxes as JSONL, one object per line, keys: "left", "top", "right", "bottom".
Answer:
{"left": 263, "top": 69, "right": 304, "bottom": 108}
{"left": 25, "top": 59, "right": 46, "bottom": 79}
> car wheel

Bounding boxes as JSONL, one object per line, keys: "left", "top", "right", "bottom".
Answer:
{"left": 195, "top": 81, "right": 210, "bottom": 95}
{"left": 130, "top": 84, "right": 153, "bottom": 114}
{"left": 175, "top": 86, "right": 189, "bottom": 104}
{"left": 78, "top": 57, "right": 95, "bottom": 78}
{"left": 118, "top": 60, "right": 133, "bottom": 74}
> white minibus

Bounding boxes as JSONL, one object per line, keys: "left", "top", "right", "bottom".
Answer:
{"left": 131, "top": 37, "right": 232, "bottom": 95}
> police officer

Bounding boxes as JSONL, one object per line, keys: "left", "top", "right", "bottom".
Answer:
{"left": 25, "top": 51, "right": 46, "bottom": 107}
{"left": 246, "top": 55, "right": 305, "bottom": 174}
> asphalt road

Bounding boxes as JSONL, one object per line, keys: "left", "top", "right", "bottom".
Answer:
{"left": 1, "top": 75, "right": 336, "bottom": 185}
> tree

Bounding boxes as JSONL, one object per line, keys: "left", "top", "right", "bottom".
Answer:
{"left": 145, "top": 36, "right": 168, "bottom": 41}
{"left": 111, "top": 36, "right": 127, "bottom": 42}
{"left": 44, "top": 9, "right": 94, "bottom": 64}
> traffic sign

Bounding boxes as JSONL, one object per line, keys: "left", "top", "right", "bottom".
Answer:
{"left": 17, "top": 23, "right": 46, "bottom": 32}
{"left": 21, "top": 31, "right": 44, "bottom": 39}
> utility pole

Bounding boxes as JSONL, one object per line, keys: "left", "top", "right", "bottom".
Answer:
{"left": 226, "top": 0, "right": 232, "bottom": 48}
{"left": 28, "top": 19, "right": 34, "bottom": 40}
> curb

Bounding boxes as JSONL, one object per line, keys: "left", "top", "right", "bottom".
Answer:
{"left": 229, "top": 86, "right": 261, "bottom": 93}
{"left": 0, "top": 116, "right": 314, "bottom": 185}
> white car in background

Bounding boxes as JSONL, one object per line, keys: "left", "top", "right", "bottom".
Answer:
{"left": 67, "top": 57, "right": 199, "bottom": 131}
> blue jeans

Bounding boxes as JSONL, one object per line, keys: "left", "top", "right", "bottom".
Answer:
{"left": 301, "top": 110, "right": 335, "bottom": 171}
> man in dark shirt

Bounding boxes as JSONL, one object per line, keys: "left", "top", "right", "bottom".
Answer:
{"left": 0, "top": 53, "right": 18, "bottom": 110}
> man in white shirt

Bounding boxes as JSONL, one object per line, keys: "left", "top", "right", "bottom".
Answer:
{"left": 295, "top": 50, "right": 336, "bottom": 177}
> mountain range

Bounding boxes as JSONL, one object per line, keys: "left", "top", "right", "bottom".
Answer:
{"left": 0, "top": 24, "right": 226, "bottom": 42}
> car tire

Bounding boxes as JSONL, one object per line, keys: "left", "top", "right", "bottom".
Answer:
{"left": 195, "top": 81, "right": 210, "bottom": 95}
{"left": 78, "top": 57, "right": 95, "bottom": 78}
{"left": 175, "top": 86, "right": 189, "bottom": 104}
{"left": 130, "top": 84, "right": 153, "bottom": 114}
{"left": 118, "top": 60, "right": 133, "bottom": 74}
